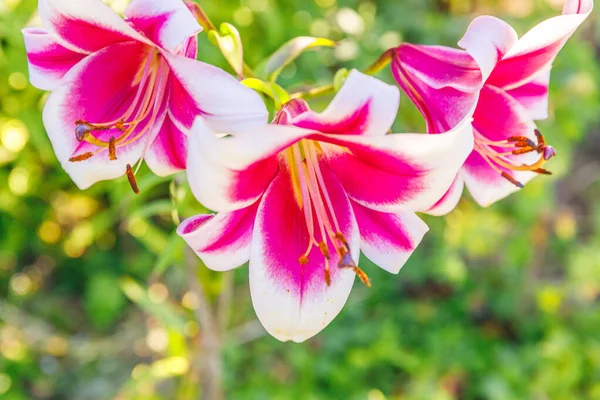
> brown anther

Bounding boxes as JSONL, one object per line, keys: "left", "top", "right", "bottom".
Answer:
{"left": 534, "top": 129, "right": 546, "bottom": 147}
{"left": 108, "top": 137, "right": 117, "bottom": 160}
{"left": 334, "top": 232, "right": 348, "bottom": 245}
{"left": 115, "top": 120, "right": 127, "bottom": 132}
{"left": 353, "top": 267, "right": 372, "bottom": 288}
{"left": 319, "top": 242, "right": 330, "bottom": 258}
{"left": 126, "top": 164, "right": 140, "bottom": 194}
{"left": 533, "top": 168, "right": 553, "bottom": 175}
{"left": 69, "top": 152, "right": 93, "bottom": 162}
{"left": 324, "top": 268, "right": 331, "bottom": 286}
{"left": 501, "top": 172, "right": 524, "bottom": 189}
{"left": 298, "top": 255, "right": 309, "bottom": 265}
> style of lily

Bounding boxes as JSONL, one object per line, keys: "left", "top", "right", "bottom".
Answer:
{"left": 23, "top": 0, "right": 267, "bottom": 190}
{"left": 391, "top": 0, "right": 593, "bottom": 213}
{"left": 177, "top": 71, "right": 474, "bottom": 342}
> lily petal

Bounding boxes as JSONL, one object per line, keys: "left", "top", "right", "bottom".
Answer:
{"left": 186, "top": 119, "right": 309, "bottom": 212}
{"left": 292, "top": 70, "right": 400, "bottom": 136}
{"left": 144, "top": 114, "right": 187, "bottom": 176}
{"left": 463, "top": 85, "right": 539, "bottom": 207}
{"left": 249, "top": 160, "right": 358, "bottom": 343}
{"left": 177, "top": 202, "right": 259, "bottom": 271}
{"left": 38, "top": 0, "right": 147, "bottom": 53}
{"left": 505, "top": 69, "right": 551, "bottom": 121}
{"left": 320, "top": 115, "right": 474, "bottom": 213}
{"left": 458, "top": 16, "right": 519, "bottom": 82}
{"left": 392, "top": 44, "right": 482, "bottom": 133}
{"left": 352, "top": 202, "right": 428, "bottom": 274}
{"left": 124, "top": 0, "right": 202, "bottom": 52}
{"left": 486, "top": 0, "right": 593, "bottom": 89}
{"left": 22, "top": 27, "right": 86, "bottom": 91}
{"left": 426, "top": 174, "right": 465, "bottom": 216}
{"left": 164, "top": 53, "right": 268, "bottom": 133}
{"left": 42, "top": 41, "right": 166, "bottom": 189}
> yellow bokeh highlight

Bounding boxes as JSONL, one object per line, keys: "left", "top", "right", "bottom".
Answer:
{"left": 537, "top": 287, "right": 563, "bottom": 314}
{"left": 1, "top": 119, "right": 29, "bottom": 153}
{"left": 10, "top": 273, "right": 33, "bottom": 296}
{"left": 8, "top": 167, "right": 30, "bottom": 196}
{"left": 248, "top": 0, "right": 268, "bottom": 12}
{"left": 151, "top": 357, "right": 190, "bottom": 378}
{"left": 46, "top": 336, "right": 69, "bottom": 357}
{"left": 0, "top": 338, "right": 27, "bottom": 362}
{"left": 0, "top": 374, "right": 11, "bottom": 395}
{"left": 315, "top": 0, "right": 336, "bottom": 8}
{"left": 233, "top": 7, "right": 253, "bottom": 27}
{"left": 148, "top": 282, "right": 169, "bottom": 304}
{"left": 184, "top": 321, "right": 199, "bottom": 337}
{"left": 128, "top": 217, "right": 149, "bottom": 238}
{"left": 8, "top": 72, "right": 27, "bottom": 90}
{"left": 146, "top": 328, "right": 169, "bottom": 353}
{"left": 182, "top": 291, "right": 200, "bottom": 310}
{"left": 38, "top": 220, "right": 62, "bottom": 244}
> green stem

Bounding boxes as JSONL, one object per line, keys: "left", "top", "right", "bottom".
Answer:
{"left": 363, "top": 48, "right": 395, "bottom": 76}
{"left": 290, "top": 84, "right": 335, "bottom": 100}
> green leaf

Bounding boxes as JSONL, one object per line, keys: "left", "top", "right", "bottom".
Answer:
{"left": 264, "top": 37, "right": 336, "bottom": 82}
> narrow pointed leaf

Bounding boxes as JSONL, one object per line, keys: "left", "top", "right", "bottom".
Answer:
{"left": 264, "top": 36, "right": 336, "bottom": 82}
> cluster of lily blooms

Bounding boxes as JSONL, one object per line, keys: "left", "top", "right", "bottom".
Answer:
{"left": 23, "top": 0, "right": 593, "bottom": 342}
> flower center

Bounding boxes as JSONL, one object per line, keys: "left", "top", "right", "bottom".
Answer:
{"left": 68, "top": 49, "right": 170, "bottom": 193}
{"left": 474, "top": 129, "right": 556, "bottom": 188}
{"left": 276, "top": 101, "right": 371, "bottom": 287}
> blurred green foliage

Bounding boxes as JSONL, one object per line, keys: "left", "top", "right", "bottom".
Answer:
{"left": 1, "top": 0, "right": 600, "bottom": 399}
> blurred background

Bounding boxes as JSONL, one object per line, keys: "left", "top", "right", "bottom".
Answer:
{"left": 1, "top": 0, "right": 599, "bottom": 398}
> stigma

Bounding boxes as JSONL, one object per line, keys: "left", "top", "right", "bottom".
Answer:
{"left": 474, "top": 129, "right": 556, "bottom": 188}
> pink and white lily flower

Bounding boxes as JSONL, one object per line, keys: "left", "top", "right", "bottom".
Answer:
{"left": 177, "top": 71, "right": 474, "bottom": 342}
{"left": 23, "top": 0, "right": 267, "bottom": 190}
{"left": 392, "top": 0, "right": 593, "bottom": 213}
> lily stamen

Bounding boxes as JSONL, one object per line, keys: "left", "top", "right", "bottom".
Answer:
{"left": 474, "top": 129, "right": 557, "bottom": 188}
{"left": 69, "top": 50, "right": 167, "bottom": 163}
{"left": 288, "top": 137, "right": 369, "bottom": 287}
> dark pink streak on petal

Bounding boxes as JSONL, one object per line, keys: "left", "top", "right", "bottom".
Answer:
{"left": 180, "top": 214, "right": 212, "bottom": 235}
{"left": 352, "top": 202, "right": 414, "bottom": 252}
{"left": 168, "top": 72, "right": 207, "bottom": 128}
{"left": 148, "top": 115, "right": 187, "bottom": 171}
{"left": 487, "top": 41, "right": 565, "bottom": 88}
{"left": 201, "top": 203, "right": 259, "bottom": 253}
{"left": 127, "top": 13, "right": 171, "bottom": 48}
{"left": 322, "top": 141, "right": 426, "bottom": 208}
{"left": 294, "top": 100, "right": 372, "bottom": 135}
{"left": 24, "top": 28, "right": 86, "bottom": 74}
{"left": 392, "top": 44, "right": 481, "bottom": 134}
{"left": 228, "top": 157, "right": 279, "bottom": 206}
{"left": 51, "top": 16, "right": 135, "bottom": 53}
